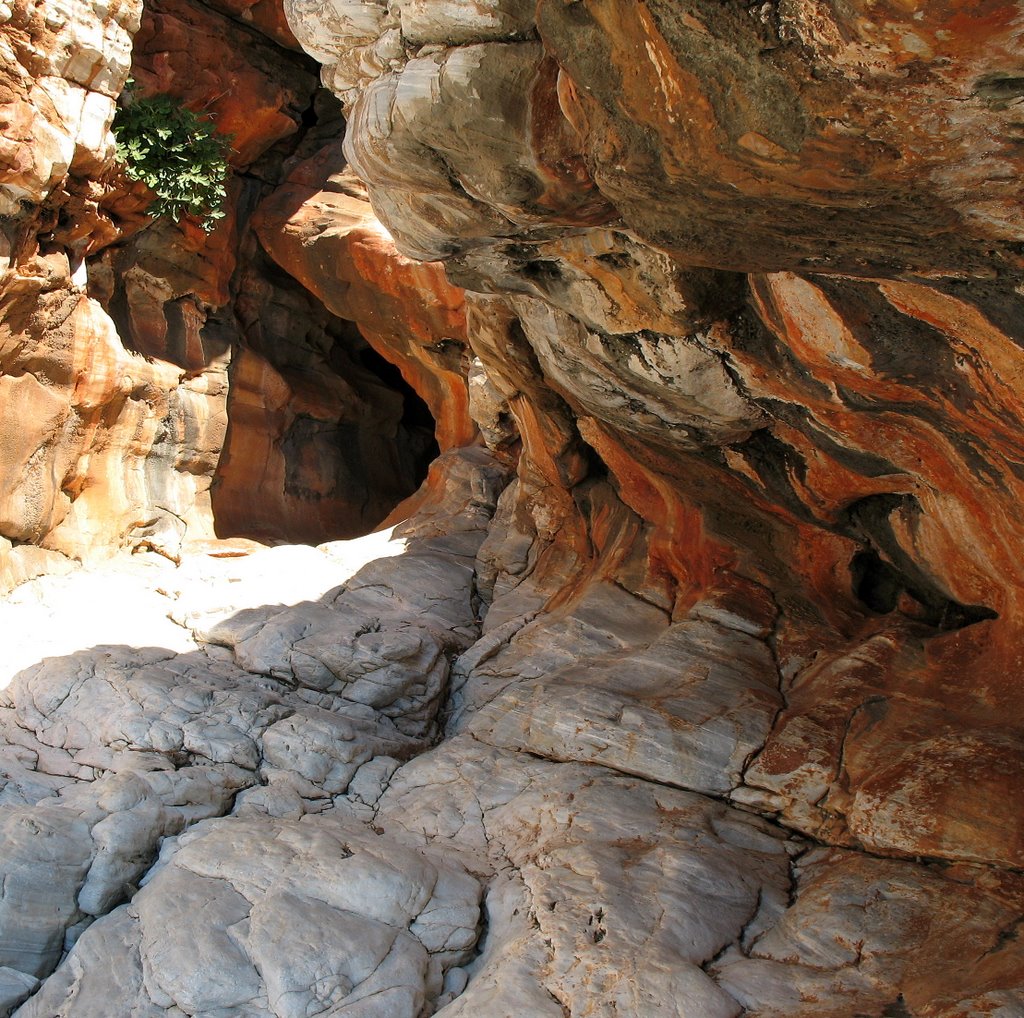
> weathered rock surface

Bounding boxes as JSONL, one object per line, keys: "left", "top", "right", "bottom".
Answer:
{"left": 279, "top": 0, "right": 1024, "bottom": 869}
{"left": 211, "top": 141, "right": 477, "bottom": 543}
{"left": 0, "top": 0, "right": 239, "bottom": 576}
{"left": 238, "top": 0, "right": 1024, "bottom": 1011}
{"left": 0, "top": 276, "right": 230, "bottom": 577}
{"left": 0, "top": 0, "right": 469, "bottom": 581}
{"left": 0, "top": 0, "right": 138, "bottom": 220}
{"left": 2, "top": 0, "right": 1024, "bottom": 1014}
{"left": 3, "top": 446, "right": 1022, "bottom": 1016}
{"left": 210, "top": 246, "right": 447, "bottom": 544}
{"left": 204, "top": 0, "right": 301, "bottom": 51}
{"left": 19, "top": 814, "right": 483, "bottom": 1017}
{"left": 130, "top": 0, "right": 313, "bottom": 167}
{"left": 0, "top": 0, "right": 226, "bottom": 580}
{"left": 0, "top": 449, "right": 505, "bottom": 1007}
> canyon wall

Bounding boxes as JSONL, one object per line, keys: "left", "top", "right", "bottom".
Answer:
{"left": 0, "top": 0, "right": 467, "bottom": 587}
{"left": 284, "top": 0, "right": 1024, "bottom": 870}
{"left": 0, "top": 1, "right": 1023, "bottom": 1016}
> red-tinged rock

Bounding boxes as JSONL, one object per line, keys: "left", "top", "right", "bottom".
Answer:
{"left": 91, "top": 180, "right": 245, "bottom": 369}
{"left": 130, "top": 0, "right": 317, "bottom": 168}
{"left": 713, "top": 848, "right": 1024, "bottom": 1017}
{"left": 213, "top": 345, "right": 392, "bottom": 543}
{"left": 0, "top": 278, "right": 227, "bottom": 571}
{"left": 202, "top": 0, "right": 301, "bottom": 50}
{"left": 534, "top": 0, "right": 1024, "bottom": 277}
{"left": 211, "top": 244, "right": 445, "bottom": 543}
{"left": 344, "top": 40, "right": 615, "bottom": 262}
{"left": 252, "top": 144, "right": 476, "bottom": 451}
{"left": 4, "top": 0, "right": 1024, "bottom": 1010}
{"left": 0, "top": 0, "right": 140, "bottom": 272}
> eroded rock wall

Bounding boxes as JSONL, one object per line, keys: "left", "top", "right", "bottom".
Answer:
{"left": 279, "top": 0, "right": 1024, "bottom": 869}
{"left": 1, "top": 1, "right": 1024, "bottom": 1017}
{"left": 0, "top": 0, "right": 254, "bottom": 581}
{"left": 0, "top": 0, "right": 475, "bottom": 586}
{"left": 265, "top": 0, "right": 1024, "bottom": 1011}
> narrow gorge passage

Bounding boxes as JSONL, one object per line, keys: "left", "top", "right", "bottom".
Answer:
{"left": 1, "top": 0, "right": 1024, "bottom": 1016}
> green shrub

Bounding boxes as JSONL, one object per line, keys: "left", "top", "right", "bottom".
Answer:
{"left": 113, "top": 89, "right": 232, "bottom": 232}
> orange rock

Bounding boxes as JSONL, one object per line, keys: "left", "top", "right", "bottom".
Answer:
{"left": 253, "top": 145, "right": 476, "bottom": 451}
{"left": 130, "top": 0, "right": 316, "bottom": 169}
{"left": 535, "top": 0, "right": 1024, "bottom": 276}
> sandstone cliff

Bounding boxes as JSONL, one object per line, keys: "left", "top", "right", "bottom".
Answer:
{"left": 0, "top": 0, "right": 459, "bottom": 583}
{"left": 0, "top": 1, "right": 1023, "bottom": 1016}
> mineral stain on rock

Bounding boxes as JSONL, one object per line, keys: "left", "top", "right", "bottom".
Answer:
{"left": 1, "top": 0, "right": 1023, "bottom": 1015}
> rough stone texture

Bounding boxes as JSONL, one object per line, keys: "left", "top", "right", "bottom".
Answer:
{"left": 0, "top": 0, "right": 138, "bottom": 219}
{"left": 208, "top": 138, "right": 479, "bottom": 543}
{"left": 462, "top": 590, "right": 781, "bottom": 795}
{"left": 5, "top": 446, "right": 1023, "bottom": 1016}
{"left": 267, "top": 0, "right": 1024, "bottom": 1011}
{"left": 280, "top": 0, "right": 1024, "bottom": 871}
{"left": 0, "top": 0, "right": 240, "bottom": 577}
{"left": 322, "top": 0, "right": 1024, "bottom": 278}
{"left": 534, "top": 1, "right": 1024, "bottom": 278}
{"left": 0, "top": 449, "right": 505, "bottom": 1009}
{"left": 711, "top": 848, "right": 1024, "bottom": 1018}
{"left": 0, "top": 274, "right": 230, "bottom": 575}
{"left": 203, "top": 0, "right": 301, "bottom": 51}
{"left": 129, "top": 0, "right": 315, "bottom": 168}
{"left": 375, "top": 738, "right": 796, "bottom": 1018}
{"left": 0, "top": 0, "right": 464, "bottom": 582}
{"left": 210, "top": 239, "right": 448, "bottom": 543}
{"left": 0, "top": 0, "right": 205, "bottom": 580}
{"left": 3, "top": 0, "right": 1024, "bottom": 1015}
{"left": 18, "top": 815, "right": 483, "bottom": 1017}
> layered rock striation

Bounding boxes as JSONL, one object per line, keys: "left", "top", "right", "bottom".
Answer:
{"left": 1, "top": 0, "right": 1024, "bottom": 1016}
{"left": 0, "top": 0, "right": 468, "bottom": 587}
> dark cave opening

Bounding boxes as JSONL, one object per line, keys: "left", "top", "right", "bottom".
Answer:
{"left": 356, "top": 343, "right": 440, "bottom": 483}
{"left": 844, "top": 494, "right": 999, "bottom": 631}
{"left": 850, "top": 550, "right": 902, "bottom": 615}
{"left": 850, "top": 548, "right": 998, "bottom": 631}
{"left": 208, "top": 246, "right": 443, "bottom": 546}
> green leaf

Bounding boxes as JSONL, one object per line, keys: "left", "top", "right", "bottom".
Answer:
{"left": 112, "top": 90, "right": 233, "bottom": 233}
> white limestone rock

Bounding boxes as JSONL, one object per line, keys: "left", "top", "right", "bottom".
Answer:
{"left": 512, "top": 293, "right": 767, "bottom": 451}
{"left": 258, "top": 705, "right": 414, "bottom": 798}
{"left": 449, "top": 578, "right": 668, "bottom": 723}
{"left": 712, "top": 847, "right": 1024, "bottom": 1017}
{"left": 374, "top": 737, "right": 795, "bottom": 1017}
{"left": 284, "top": 0, "right": 401, "bottom": 108}
{"left": 22, "top": 812, "right": 482, "bottom": 1017}
{"left": 467, "top": 357, "right": 517, "bottom": 453}
{"left": 0, "top": 765, "right": 241, "bottom": 984}
{"left": 0, "top": 449, "right": 507, "bottom": 1006}
{"left": 344, "top": 42, "right": 563, "bottom": 261}
{"left": 0, "top": 968, "right": 38, "bottom": 1018}
{"left": 463, "top": 607, "right": 781, "bottom": 795}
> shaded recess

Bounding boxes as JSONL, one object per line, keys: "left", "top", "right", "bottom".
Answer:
{"left": 203, "top": 81, "right": 450, "bottom": 545}
{"left": 846, "top": 495, "right": 998, "bottom": 631}
{"left": 356, "top": 343, "right": 441, "bottom": 489}
{"left": 84, "top": 62, "right": 444, "bottom": 547}
{"left": 211, "top": 242, "right": 441, "bottom": 545}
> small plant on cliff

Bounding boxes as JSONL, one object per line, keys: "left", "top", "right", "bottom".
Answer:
{"left": 112, "top": 86, "right": 232, "bottom": 232}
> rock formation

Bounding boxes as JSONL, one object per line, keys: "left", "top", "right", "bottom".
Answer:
{"left": 0, "top": 0, "right": 462, "bottom": 585}
{"left": 1, "top": 0, "right": 1024, "bottom": 1016}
